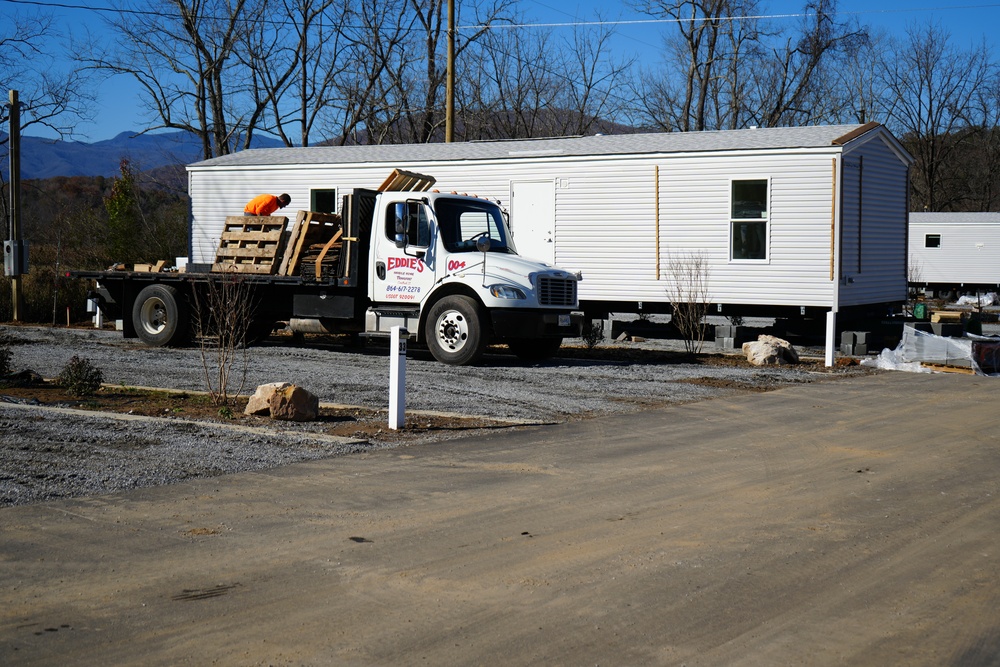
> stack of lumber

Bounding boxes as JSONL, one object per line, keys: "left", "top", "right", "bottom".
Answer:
{"left": 279, "top": 210, "right": 343, "bottom": 280}
{"left": 212, "top": 216, "right": 288, "bottom": 274}
{"left": 377, "top": 168, "right": 436, "bottom": 192}
{"left": 930, "top": 310, "right": 964, "bottom": 323}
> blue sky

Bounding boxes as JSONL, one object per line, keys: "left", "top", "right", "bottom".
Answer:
{"left": 8, "top": 0, "right": 1000, "bottom": 141}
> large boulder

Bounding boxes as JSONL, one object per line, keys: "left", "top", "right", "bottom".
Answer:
{"left": 268, "top": 384, "right": 319, "bottom": 422}
{"left": 244, "top": 382, "right": 292, "bottom": 416}
{"left": 742, "top": 335, "right": 799, "bottom": 366}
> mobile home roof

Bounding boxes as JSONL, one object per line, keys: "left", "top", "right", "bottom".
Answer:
{"left": 910, "top": 212, "right": 1000, "bottom": 225}
{"left": 188, "top": 123, "right": 900, "bottom": 170}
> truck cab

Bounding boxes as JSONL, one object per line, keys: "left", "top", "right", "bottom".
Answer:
{"left": 363, "top": 190, "right": 581, "bottom": 364}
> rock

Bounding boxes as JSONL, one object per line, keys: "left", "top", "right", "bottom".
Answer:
{"left": 742, "top": 335, "right": 799, "bottom": 366}
{"left": 268, "top": 384, "right": 319, "bottom": 422}
{"left": 244, "top": 382, "right": 292, "bottom": 416}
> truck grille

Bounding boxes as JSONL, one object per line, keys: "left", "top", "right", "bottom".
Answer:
{"left": 537, "top": 276, "right": 577, "bottom": 307}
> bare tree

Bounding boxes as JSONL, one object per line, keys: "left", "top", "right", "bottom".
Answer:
{"left": 458, "top": 24, "right": 558, "bottom": 139}
{"left": 830, "top": 27, "right": 894, "bottom": 125}
{"left": 83, "top": 0, "right": 258, "bottom": 160}
{"left": 1, "top": 10, "right": 95, "bottom": 242}
{"left": 383, "top": 0, "right": 514, "bottom": 143}
{"left": 744, "top": 0, "right": 866, "bottom": 128}
{"left": 0, "top": 13, "right": 94, "bottom": 140}
{"left": 556, "top": 23, "right": 636, "bottom": 136}
{"left": 324, "top": 0, "right": 414, "bottom": 145}
{"left": 191, "top": 274, "right": 257, "bottom": 407}
{"left": 881, "top": 21, "right": 991, "bottom": 211}
{"left": 663, "top": 251, "right": 711, "bottom": 355}
{"left": 631, "top": 0, "right": 744, "bottom": 132}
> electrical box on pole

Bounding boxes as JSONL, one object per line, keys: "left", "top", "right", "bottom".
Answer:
{"left": 4, "top": 240, "right": 28, "bottom": 276}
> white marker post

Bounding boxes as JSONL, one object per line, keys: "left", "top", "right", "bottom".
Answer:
{"left": 389, "top": 326, "right": 407, "bottom": 430}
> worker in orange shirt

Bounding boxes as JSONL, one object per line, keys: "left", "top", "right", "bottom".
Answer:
{"left": 244, "top": 193, "right": 291, "bottom": 216}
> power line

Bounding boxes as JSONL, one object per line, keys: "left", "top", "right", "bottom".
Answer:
{"left": 6, "top": 0, "right": 1000, "bottom": 34}
{"left": 474, "top": 3, "right": 1000, "bottom": 30}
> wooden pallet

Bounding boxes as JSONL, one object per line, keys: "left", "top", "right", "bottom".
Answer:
{"left": 377, "top": 168, "right": 436, "bottom": 192}
{"left": 212, "top": 216, "right": 288, "bottom": 274}
{"left": 279, "top": 210, "right": 342, "bottom": 277}
{"left": 922, "top": 363, "right": 976, "bottom": 375}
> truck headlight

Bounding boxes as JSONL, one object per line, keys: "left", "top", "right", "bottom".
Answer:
{"left": 489, "top": 285, "right": 526, "bottom": 299}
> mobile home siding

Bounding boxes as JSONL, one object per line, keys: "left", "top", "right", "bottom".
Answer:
{"left": 908, "top": 212, "right": 1000, "bottom": 286}
{"left": 838, "top": 135, "right": 910, "bottom": 307}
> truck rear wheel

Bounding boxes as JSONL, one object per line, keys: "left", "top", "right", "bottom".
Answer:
{"left": 425, "top": 295, "right": 487, "bottom": 365}
{"left": 132, "top": 284, "right": 188, "bottom": 347}
{"left": 508, "top": 337, "right": 563, "bottom": 362}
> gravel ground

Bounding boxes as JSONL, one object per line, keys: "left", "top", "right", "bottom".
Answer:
{"left": 1, "top": 324, "right": 860, "bottom": 506}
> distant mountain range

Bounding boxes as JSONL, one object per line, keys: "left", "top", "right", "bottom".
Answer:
{"left": 0, "top": 131, "right": 285, "bottom": 180}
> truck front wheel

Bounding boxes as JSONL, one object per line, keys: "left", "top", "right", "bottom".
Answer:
{"left": 132, "top": 284, "right": 188, "bottom": 347}
{"left": 425, "top": 295, "right": 487, "bottom": 365}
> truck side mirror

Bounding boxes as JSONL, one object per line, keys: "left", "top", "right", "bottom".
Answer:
{"left": 476, "top": 236, "right": 491, "bottom": 253}
{"left": 394, "top": 233, "right": 407, "bottom": 249}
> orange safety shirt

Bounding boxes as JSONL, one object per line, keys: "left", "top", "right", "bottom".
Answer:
{"left": 244, "top": 194, "right": 281, "bottom": 216}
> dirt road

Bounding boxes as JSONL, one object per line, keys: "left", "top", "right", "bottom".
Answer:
{"left": 2, "top": 371, "right": 997, "bottom": 665}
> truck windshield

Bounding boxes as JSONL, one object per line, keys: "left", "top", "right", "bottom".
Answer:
{"left": 435, "top": 198, "right": 517, "bottom": 254}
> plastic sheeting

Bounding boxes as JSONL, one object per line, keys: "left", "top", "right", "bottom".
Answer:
{"left": 861, "top": 325, "right": 1000, "bottom": 376}
{"left": 955, "top": 293, "right": 998, "bottom": 307}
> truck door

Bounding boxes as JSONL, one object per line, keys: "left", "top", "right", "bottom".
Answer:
{"left": 371, "top": 199, "right": 438, "bottom": 304}
{"left": 510, "top": 180, "right": 556, "bottom": 265}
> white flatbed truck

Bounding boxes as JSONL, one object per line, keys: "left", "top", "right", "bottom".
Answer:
{"left": 74, "top": 186, "right": 582, "bottom": 365}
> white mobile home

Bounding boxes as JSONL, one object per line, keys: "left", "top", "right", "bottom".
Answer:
{"left": 909, "top": 212, "right": 1000, "bottom": 292}
{"left": 188, "top": 122, "right": 912, "bottom": 355}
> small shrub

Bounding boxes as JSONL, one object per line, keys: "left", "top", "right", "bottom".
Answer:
{"left": 57, "top": 355, "right": 104, "bottom": 396}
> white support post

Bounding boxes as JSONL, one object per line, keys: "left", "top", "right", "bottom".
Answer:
{"left": 389, "top": 326, "right": 407, "bottom": 430}
{"left": 87, "top": 298, "right": 104, "bottom": 328}
{"left": 825, "top": 310, "right": 837, "bottom": 367}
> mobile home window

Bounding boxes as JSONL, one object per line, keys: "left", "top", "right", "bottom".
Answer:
{"left": 311, "top": 189, "right": 338, "bottom": 215}
{"left": 731, "top": 179, "right": 768, "bottom": 261}
{"left": 925, "top": 234, "right": 941, "bottom": 248}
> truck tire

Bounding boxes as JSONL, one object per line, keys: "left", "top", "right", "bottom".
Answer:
{"left": 132, "top": 284, "right": 188, "bottom": 347}
{"left": 425, "top": 295, "right": 487, "bottom": 365}
{"left": 508, "top": 337, "right": 563, "bottom": 362}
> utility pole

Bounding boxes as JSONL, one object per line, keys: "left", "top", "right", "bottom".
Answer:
{"left": 5, "top": 90, "right": 26, "bottom": 321}
{"left": 445, "top": 0, "right": 455, "bottom": 143}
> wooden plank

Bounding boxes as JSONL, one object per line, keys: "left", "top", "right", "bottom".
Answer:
{"left": 314, "top": 230, "right": 344, "bottom": 280}
{"left": 215, "top": 247, "right": 282, "bottom": 259}
{"left": 922, "top": 363, "right": 976, "bottom": 375}
{"left": 285, "top": 211, "right": 314, "bottom": 276}
{"left": 277, "top": 211, "right": 308, "bottom": 277}
{"left": 210, "top": 262, "right": 274, "bottom": 275}
{"left": 377, "top": 168, "right": 436, "bottom": 192}
{"left": 930, "top": 311, "right": 963, "bottom": 323}
{"left": 220, "top": 230, "right": 284, "bottom": 242}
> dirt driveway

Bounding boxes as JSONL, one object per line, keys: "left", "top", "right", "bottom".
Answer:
{"left": 3, "top": 371, "right": 997, "bottom": 666}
